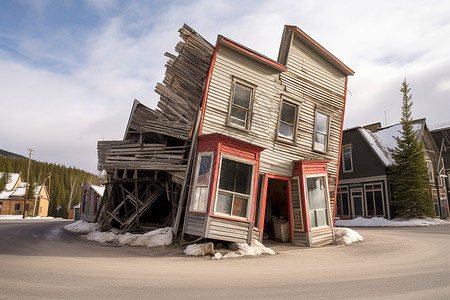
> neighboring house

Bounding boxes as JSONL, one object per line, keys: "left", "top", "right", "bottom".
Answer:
{"left": 336, "top": 119, "right": 449, "bottom": 220}
{"left": 181, "top": 25, "right": 354, "bottom": 247}
{"left": 33, "top": 185, "right": 50, "bottom": 217}
{"left": 430, "top": 122, "right": 450, "bottom": 211}
{"left": 0, "top": 173, "right": 49, "bottom": 217}
{"left": 97, "top": 24, "right": 353, "bottom": 247}
{"left": 80, "top": 182, "right": 105, "bottom": 222}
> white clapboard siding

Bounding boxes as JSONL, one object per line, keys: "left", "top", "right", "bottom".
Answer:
{"left": 293, "top": 232, "right": 309, "bottom": 246}
{"left": 310, "top": 228, "right": 334, "bottom": 247}
{"left": 184, "top": 213, "right": 207, "bottom": 237}
{"left": 206, "top": 216, "right": 250, "bottom": 243}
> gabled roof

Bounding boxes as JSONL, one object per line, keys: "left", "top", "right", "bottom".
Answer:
{"left": 91, "top": 185, "right": 105, "bottom": 197}
{"left": 278, "top": 25, "right": 354, "bottom": 76}
{"left": 429, "top": 121, "right": 450, "bottom": 131}
{"left": 357, "top": 119, "right": 425, "bottom": 167}
{"left": 0, "top": 173, "right": 21, "bottom": 191}
{"left": 217, "top": 35, "right": 287, "bottom": 72}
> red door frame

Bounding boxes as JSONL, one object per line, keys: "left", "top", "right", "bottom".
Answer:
{"left": 257, "top": 173, "right": 293, "bottom": 243}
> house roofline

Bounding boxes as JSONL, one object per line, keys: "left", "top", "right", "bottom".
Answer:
{"left": 280, "top": 25, "right": 354, "bottom": 76}
{"left": 218, "top": 35, "right": 287, "bottom": 72}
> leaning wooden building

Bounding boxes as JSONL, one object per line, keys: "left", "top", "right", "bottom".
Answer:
{"left": 97, "top": 24, "right": 353, "bottom": 247}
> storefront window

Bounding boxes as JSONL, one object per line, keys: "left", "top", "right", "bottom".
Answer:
{"left": 215, "top": 157, "right": 254, "bottom": 219}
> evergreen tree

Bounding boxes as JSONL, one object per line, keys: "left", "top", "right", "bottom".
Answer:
{"left": 390, "top": 80, "right": 435, "bottom": 218}
{"left": 0, "top": 172, "right": 10, "bottom": 191}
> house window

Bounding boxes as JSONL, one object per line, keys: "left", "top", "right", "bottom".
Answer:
{"left": 306, "top": 176, "right": 330, "bottom": 228}
{"left": 14, "top": 203, "right": 21, "bottom": 211}
{"left": 426, "top": 161, "right": 434, "bottom": 182}
{"left": 190, "top": 153, "right": 213, "bottom": 212}
{"left": 82, "top": 193, "right": 88, "bottom": 213}
{"left": 228, "top": 81, "right": 254, "bottom": 129}
{"left": 342, "top": 146, "right": 353, "bottom": 172}
{"left": 215, "top": 157, "right": 254, "bottom": 219}
{"left": 336, "top": 186, "right": 350, "bottom": 217}
{"left": 365, "top": 184, "right": 384, "bottom": 216}
{"left": 313, "top": 111, "right": 330, "bottom": 152}
{"left": 277, "top": 100, "right": 298, "bottom": 141}
{"left": 432, "top": 190, "right": 439, "bottom": 216}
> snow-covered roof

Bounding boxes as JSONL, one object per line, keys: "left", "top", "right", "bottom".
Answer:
{"left": 429, "top": 121, "right": 450, "bottom": 131}
{"left": 0, "top": 173, "right": 20, "bottom": 191}
{"left": 11, "top": 186, "right": 26, "bottom": 197}
{"left": 0, "top": 190, "right": 14, "bottom": 199}
{"left": 91, "top": 185, "right": 105, "bottom": 197}
{"left": 359, "top": 121, "right": 424, "bottom": 167}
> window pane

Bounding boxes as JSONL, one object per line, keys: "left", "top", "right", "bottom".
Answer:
{"left": 353, "top": 195, "right": 363, "bottom": 215}
{"left": 366, "top": 191, "right": 375, "bottom": 216}
{"left": 232, "top": 197, "right": 248, "bottom": 218}
{"left": 216, "top": 192, "right": 232, "bottom": 215}
{"left": 197, "top": 156, "right": 212, "bottom": 186}
{"left": 314, "top": 133, "right": 326, "bottom": 151}
{"left": 374, "top": 191, "right": 383, "bottom": 215}
{"left": 279, "top": 123, "right": 293, "bottom": 139}
{"left": 342, "top": 193, "right": 350, "bottom": 215}
{"left": 281, "top": 102, "right": 296, "bottom": 124}
{"left": 234, "top": 161, "right": 253, "bottom": 195}
{"left": 230, "top": 106, "right": 246, "bottom": 127}
{"left": 307, "top": 177, "right": 327, "bottom": 210}
{"left": 316, "top": 112, "right": 328, "bottom": 134}
{"left": 233, "top": 84, "right": 251, "bottom": 109}
{"left": 219, "top": 159, "right": 237, "bottom": 192}
{"left": 219, "top": 158, "right": 252, "bottom": 195}
{"left": 343, "top": 148, "right": 352, "bottom": 171}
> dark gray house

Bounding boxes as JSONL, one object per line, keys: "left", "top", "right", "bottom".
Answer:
{"left": 430, "top": 122, "right": 450, "bottom": 211}
{"left": 336, "top": 119, "right": 449, "bottom": 220}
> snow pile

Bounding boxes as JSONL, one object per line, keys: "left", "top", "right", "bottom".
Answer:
{"left": 185, "top": 240, "right": 275, "bottom": 259}
{"left": 335, "top": 227, "right": 364, "bottom": 245}
{"left": 64, "top": 220, "right": 97, "bottom": 234}
{"left": 64, "top": 221, "right": 173, "bottom": 248}
{"left": 335, "top": 217, "right": 450, "bottom": 227}
{"left": 184, "top": 242, "right": 214, "bottom": 256}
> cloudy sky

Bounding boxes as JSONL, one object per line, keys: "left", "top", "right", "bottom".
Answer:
{"left": 1, "top": 0, "right": 449, "bottom": 173}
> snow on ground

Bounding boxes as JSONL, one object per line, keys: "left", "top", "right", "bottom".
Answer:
{"left": 0, "top": 215, "right": 58, "bottom": 220}
{"left": 184, "top": 240, "right": 276, "bottom": 259}
{"left": 335, "top": 228, "right": 364, "bottom": 245}
{"left": 335, "top": 217, "right": 450, "bottom": 227}
{"left": 64, "top": 220, "right": 98, "bottom": 234}
{"left": 64, "top": 220, "right": 173, "bottom": 248}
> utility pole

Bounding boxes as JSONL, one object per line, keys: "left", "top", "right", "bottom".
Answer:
{"left": 48, "top": 171, "right": 52, "bottom": 211}
{"left": 23, "top": 148, "right": 34, "bottom": 219}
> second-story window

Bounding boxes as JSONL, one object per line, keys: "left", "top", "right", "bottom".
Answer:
{"left": 313, "top": 111, "right": 330, "bottom": 152}
{"left": 426, "top": 161, "right": 434, "bottom": 182}
{"left": 228, "top": 80, "right": 255, "bottom": 130}
{"left": 277, "top": 100, "right": 298, "bottom": 142}
{"left": 342, "top": 146, "right": 353, "bottom": 172}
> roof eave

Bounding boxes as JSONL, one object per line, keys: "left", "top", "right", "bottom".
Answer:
{"left": 285, "top": 25, "right": 354, "bottom": 76}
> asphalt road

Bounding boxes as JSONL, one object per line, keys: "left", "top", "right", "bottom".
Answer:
{"left": 1, "top": 220, "right": 449, "bottom": 299}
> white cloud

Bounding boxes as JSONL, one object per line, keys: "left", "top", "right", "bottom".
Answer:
{"left": 1, "top": 0, "right": 450, "bottom": 172}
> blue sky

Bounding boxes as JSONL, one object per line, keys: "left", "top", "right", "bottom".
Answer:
{"left": 1, "top": 0, "right": 449, "bottom": 173}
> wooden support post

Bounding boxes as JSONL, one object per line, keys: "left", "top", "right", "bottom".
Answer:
{"left": 135, "top": 180, "right": 140, "bottom": 230}
{"left": 173, "top": 109, "right": 201, "bottom": 238}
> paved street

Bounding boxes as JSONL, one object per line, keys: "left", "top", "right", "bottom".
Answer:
{"left": 1, "top": 220, "right": 449, "bottom": 299}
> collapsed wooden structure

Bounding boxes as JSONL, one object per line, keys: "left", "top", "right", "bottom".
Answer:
{"left": 96, "top": 24, "right": 214, "bottom": 233}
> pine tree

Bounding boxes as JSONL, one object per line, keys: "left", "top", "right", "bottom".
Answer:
{"left": 390, "top": 80, "right": 435, "bottom": 218}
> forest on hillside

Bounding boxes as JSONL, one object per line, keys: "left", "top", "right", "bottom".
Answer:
{"left": 0, "top": 156, "right": 100, "bottom": 218}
